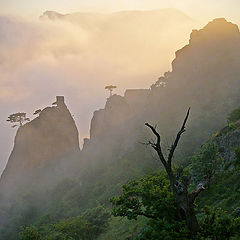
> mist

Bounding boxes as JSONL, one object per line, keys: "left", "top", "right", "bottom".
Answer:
{"left": 0, "top": 9, "right": 198, "bottom": 173}
{"left": 1, "top": 4, "right": 240, "bottom": 238}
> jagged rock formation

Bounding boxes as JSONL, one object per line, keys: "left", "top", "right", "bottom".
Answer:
{"left": 83, "top": 18, "right": 240, "bottom": 164}
{"left": 1, "top": 16, "right": 240, "bottom": 206}
{"left": 0, "top": 96, "right": 80, "bottom": 197}
{"left": 214, "top": 120, "right": 240, "bottom": 165}
{"left": 0, "top": 17, "right": 240, "bottom": 240}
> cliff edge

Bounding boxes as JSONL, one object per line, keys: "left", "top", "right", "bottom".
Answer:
{"left": 0, "top": 96, "right": 80, "bottom": 196}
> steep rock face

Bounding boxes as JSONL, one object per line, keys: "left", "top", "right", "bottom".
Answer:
{"left": 170, "top": 18, "right": 240, "bottom": 92}
{"left": 82, "top": 90, "right": 152, "bottom": 168}
{"left": 0, "top": 96, "right": 80, "bottom": 196}
{"left": 84, "top": 18, "right": 240, "bottom": 164}
{"left": 214, "top": 120, "right": 240, "bottom": 164}
{"left": 90, "top": 94, "right": 131, "bottom": 140}
{"left": 88, "top": 90, "right": 151, "bottom": 145}
{"left": 146, "top": 18, "right": 240, "bottom": 155}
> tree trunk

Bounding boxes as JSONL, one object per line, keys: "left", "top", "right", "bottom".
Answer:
{"left": 167, "top": 170, "right": 200, "bottom": 236}
{"left": 176, "top": 194, "right": 200, "bottom": 236}
{"left": 145, "top": 109, "right": 202, "bottom": 237}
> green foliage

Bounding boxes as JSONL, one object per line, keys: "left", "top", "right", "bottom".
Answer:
{"left": 81, "top": 205, "right": 111, "bottom": 238}
{"left": 6, "top": 106, "right": 240, "bottom": 240}
{"left": 45, "top": 216, "right": 89, "bottom": 240}
{"left": 197, "top": 207, "right": 240, "bottom": 240}
{"left": 228, "top": 122, "right": 238, "bottom": 130}
{"left": 111, "top": 170, "right": 240, "bottom": 239}
{"left": 227, "top": 106, "right": 240, "bottom": 123}
{"left": 189, "top": 142, "right": 221, "bottom": 185}
{"left": 111, "top": 172, "right": 176, "bottom": 221}
{"left": 19, "top": 225, "right": 39, "bottom": 240}
{"left": 136, "top": 219, "right": 189, "bottom": 240}
{"left": 19, "top": 206, "right": 110, "bottom": 240}
{"left": 98, "top": 216, "right": 147, "bottom": 240}
{"left": 234, "top": 146, "right": 240, "bottom": 165}
{"left": 111, "top": 172, "right": 190, "bottom": 239}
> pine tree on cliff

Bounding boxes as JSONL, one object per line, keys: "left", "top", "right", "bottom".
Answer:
{"left": 6, "top": 112, "right": 30, "bottom": 128}
{"left": 105, "top": 85, "right": 117, "bottom": 97}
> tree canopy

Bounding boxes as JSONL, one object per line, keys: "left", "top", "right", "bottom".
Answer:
{"left": 6, "top": 112, "right": 29, "bottom": 127}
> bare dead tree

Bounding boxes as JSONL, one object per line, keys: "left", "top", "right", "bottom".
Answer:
{"left": 145, "top": 108, "right": 206, "bottom": 236}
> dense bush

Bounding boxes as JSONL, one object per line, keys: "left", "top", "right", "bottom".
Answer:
{"left": 227, "top": 106, "right": 240, "bottom": 123}
{"left": 189, "top": 141, "right": 222, "bottom": 185}
{"left": 19, "top": 206, "right": 110, "bottom": 240}
{"left": 111, "top": 172, "right": 189, "bottom": 239}
{"left": 111, "top": 172, "right": 240, "bottom": 239}
{"left": 197, "top": 207, "right": 240, "bottom": 240}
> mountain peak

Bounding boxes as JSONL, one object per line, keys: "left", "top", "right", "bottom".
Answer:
{"left": 189, "top": 18, "right": 240, "bottom": 44}
{"left": 0, "top": 96, "right": 80, "bottom": 197}
{"left": 40, "top": 10, "right": 65, "bottom": 20}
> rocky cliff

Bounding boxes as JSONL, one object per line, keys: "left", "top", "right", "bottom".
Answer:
{"left": 0, "top": 96, "right": 80, "bottom": 197}
{"left": 83, "top": 18, "right": 240, "bottom": 165}
{"left": 214, "top": 120, "right": 240, "bottom": 165}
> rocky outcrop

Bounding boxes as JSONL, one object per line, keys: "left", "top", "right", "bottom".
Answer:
{"left": 214, "top": 120, "right": 240, "bottom": 164}
{"left": 90, "top": 94, "right": 131, "bottom": 140}
{"left": 0, "top": 96, "right": 80, "bottom": 196}
{"left": 87, "top": 89, "right": 151, "bottom": 146}
{"left": 84, "top": 18, "right": 240, "bottom": 163}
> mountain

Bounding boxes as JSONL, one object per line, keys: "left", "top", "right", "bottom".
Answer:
{"left": 40, "top": 8, "right": 193, "bottom": 25}
{"left": 0, "top": 96, "right": 80, "bottom": 198}
{"left": 80, "top": 18, "right": 240, "bottom": 176}
{"left": 1, "top": 17, "right": 240, "bottom": 240}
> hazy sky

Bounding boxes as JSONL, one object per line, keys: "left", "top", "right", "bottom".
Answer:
{"left": 0, "top": 0, "right": 240, "bottom": 174}
{"left": 1, "top": 0, "right": 240, "bottom": 23}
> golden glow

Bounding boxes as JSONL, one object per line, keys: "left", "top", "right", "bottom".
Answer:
{"left": 0, "top": 0, "right": 239, "bottom": 170}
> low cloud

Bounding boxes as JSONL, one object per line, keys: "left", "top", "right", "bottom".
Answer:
{"left": 0, "top": 9, "right": 198, "bottom": 172}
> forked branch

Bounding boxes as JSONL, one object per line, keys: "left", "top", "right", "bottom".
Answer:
{"left": 167, "top": 108, "right": 190, "bottom": 166}
{"left": 144, "top": 123, "right": 167, "bottom": 167}
{"left": 145, "top": 108, "right": 190, "bottom": 169}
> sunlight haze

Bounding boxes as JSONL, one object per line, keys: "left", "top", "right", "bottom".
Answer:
{"left": 1, "top": 0, "right": 240, "bottom": 24}
{"left": 0, "top": 0, "right": 239, "bottom": 173}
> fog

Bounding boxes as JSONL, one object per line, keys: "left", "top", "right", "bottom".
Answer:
{"left": 1, "top": 6, "right": 240, "bottom": 239}
{"left": 0, "top": 9, "right": 198, "bottom": 173}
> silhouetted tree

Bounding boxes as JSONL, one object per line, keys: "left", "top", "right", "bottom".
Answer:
{"left": 151, "top": 76, "right": 166, "bottom": 90}
{"left": 33, "top": 109, "right": 41, "bottom": 115}
{"left": 144, "top": 108, "right": 207, "bottom": 236}
{"left": 105, "top": 85, "right": 117, "bottom": 97}
{"left": 6, "top": 112, "right": 30, "bottom": 128}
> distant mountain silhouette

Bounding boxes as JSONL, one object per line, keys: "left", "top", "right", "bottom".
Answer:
{"left": 40, "top": 9, "right": 193, "bottom": 25}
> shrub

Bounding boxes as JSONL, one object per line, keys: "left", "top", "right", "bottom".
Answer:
{"left": 227, "top": 106, "right": 240, "bottom": 123}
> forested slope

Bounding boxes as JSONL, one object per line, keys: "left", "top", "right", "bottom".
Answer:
{"left": 1, "top": 18, "right": 240, "bottom": 239}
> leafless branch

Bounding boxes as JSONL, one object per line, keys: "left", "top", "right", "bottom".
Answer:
{"left": 145, "top": 123, "right": 167, "bottom": 167}
{"left": 168, "top": 108, "right": 190, "bottom": 167}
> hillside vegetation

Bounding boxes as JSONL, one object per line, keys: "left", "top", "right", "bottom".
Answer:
{"left": 1, "top": 18, "right": 240, "bottom": 239}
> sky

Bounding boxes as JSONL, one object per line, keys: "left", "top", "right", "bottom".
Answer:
{"left": 0, "top": 0, "right": 240, "bottom": 174}
{"left": 1, "top": 0, "right": 240, "bottom": 24}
